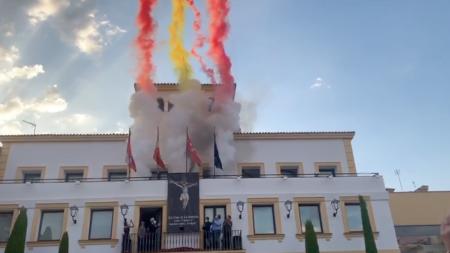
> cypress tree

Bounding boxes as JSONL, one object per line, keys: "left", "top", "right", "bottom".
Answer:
{"left": 58, "top": 231, "right": 69, "bottom": 253}
{"left": 5, "top": 207, "right": 27, "bottom": 253}
{"left": 359, "top": 195, "right": 378, "bottom": 253}
{"left": 304, "top": 220, "right": 320, "bottom": 253}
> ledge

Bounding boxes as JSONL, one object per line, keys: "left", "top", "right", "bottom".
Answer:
{"left": 344, "top": 231, "right": 379, "bottom": 240}
{"left": 247, "top": 234, "right": 285, "bottom": 243}
{"left": 78, "top": 239, "right": 119, "bottom": 248}
{"left": 26, "top": 240, "right": 59, "bottom": 249}
{"left": 296, "top": 232, "right": 333, "bottom": 241}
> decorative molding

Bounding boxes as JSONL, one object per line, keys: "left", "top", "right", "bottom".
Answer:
{"left": 247, "top": 234, "right": 285, "bottom": 242}
{"left": 344, "top": 140, "right": 357, "bottom": 173}
{"left": 78, "top": 239, "right": 119, "bottom": 248}
{"left": 343, "top": 231, "right": 379, "bottom": 240}
{"left": 276, "top": 162, "right": 304, "bottom": 175}
{"left": 296, "top": 232, "right": 333, "bottom": 241}
{"left": 27, "top": 240, "right": 60, "bottom": 249}
{"left": 0, "top": 131, "right": 355, "bottom": 143}
{"left": 0, "top": 143, "right": 11, "bottom": 179}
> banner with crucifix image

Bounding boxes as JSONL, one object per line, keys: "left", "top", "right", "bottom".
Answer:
{"left": 167, "top": 173, "right": 200, "bottom": 233}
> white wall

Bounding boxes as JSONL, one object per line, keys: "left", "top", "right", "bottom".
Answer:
{"left": 0, "top": 139, "right": 399, "bottom": 253}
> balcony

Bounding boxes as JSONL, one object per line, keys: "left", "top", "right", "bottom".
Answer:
{"left": 121, "top": 230, "right": 243, "bottom": 253}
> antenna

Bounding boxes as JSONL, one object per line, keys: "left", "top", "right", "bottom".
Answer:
{"left": 22, "top": 120, "right": 37, "bottom": 135}
{"left": 394, "top": 169, "right": 403, "bottom": 191}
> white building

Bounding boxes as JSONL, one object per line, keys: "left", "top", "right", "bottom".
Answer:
{"left": 0, "top": 130, "right": 400, "bottom": 253}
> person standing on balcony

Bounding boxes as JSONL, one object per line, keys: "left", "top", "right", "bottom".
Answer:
{"left": 203, "top": 217, "right": 212, "bottom": 250}
{"left": 222, "top": 215, "right": 233, "bottom": 250}
{"left": 138, "top": 221, "right": 146, "bottom": 253}
{"left": 211, "top": 214, "right": 223, "bottom": 250}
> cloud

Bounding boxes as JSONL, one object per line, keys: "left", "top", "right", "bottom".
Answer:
{"left": 27, "top": 0, "right": 70, "bottom": 25}
{"left": 0, "top": 65, "right": 45, "bottom": 84}
{"left": 0, "top": 85, "right": 67, "bottom": 121}
{"left": 0, "top": 45, "right": 19, "bottom": 65}
{"left": 54, "top": 113, "right": 98, "bottom": 133}
{"left": 0, "top": 97, "right": 25, "bottom": 121}
{"left": 0, "top": 121, "right": 23, "bottom": 135}
{"left": 30, "top": 85, "right": 68, "bottom": 113}
{"left": 310, "top": 77, "right": 324, "bottom": 89}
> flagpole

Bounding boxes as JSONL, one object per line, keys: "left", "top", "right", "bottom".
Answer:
{"left": 128, "top": 128, "right": 131, "bottom": 180}
{"left": 213, "top": 128, "right": 216, "bottom": 178}
{"left": 156, "top": 126, "right": 160, "bottom": 177}
{"left": 185, "top": 127, "right": 188, "bottom": 173}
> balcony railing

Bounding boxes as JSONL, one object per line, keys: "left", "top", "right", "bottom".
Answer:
{"left": 122, "top": 230, "right": 243, "bottom": 253}
{"left": 0, "top": 173, "right": 380, "bottom": 184}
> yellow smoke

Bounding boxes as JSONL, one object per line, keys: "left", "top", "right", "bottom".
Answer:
{"left": 169, "top": 0, "right": 192, "bottom": 89}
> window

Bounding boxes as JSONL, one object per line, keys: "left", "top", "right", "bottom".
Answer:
{"left": 252, "top": 205, "right": 275, "bottom": 234}
{"left": 38, "top": 210, "right": 64, "bottom": 241}
{"left": 280, "top": 165, "right": 298, "bottom": 177}
{"left": 242, "top": 167, "right": 261, "bottom": 178}
{"left": 318, "top": 167, "right": 336, "bottom": 177}
{"left": 299, "top": 204, "right": 323, "bottom": 233}
{"left": 107, "top": 171, "right": 127, "bottom": 181}
{"left": 0, "top": 212, "right": 13, "bottom": 242}
{"left": 345, "top": 203, "right": 362, "bottom": 231}
{"left": 89, "top": 209, "right": 114, "bottom": 239}
{"left": 204, "top": 206, "right": 226, "bottom": 222}
{"left": 65, "top": 172, "right": 83, "bottom": 182}
{"left": 23, "top": 171, "right": 41, "bottom": 183}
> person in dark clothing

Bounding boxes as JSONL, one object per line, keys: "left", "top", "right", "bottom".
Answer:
{"left": 202, "top": 217, "right": 212, "bottom": 249}
{"left": 222, "top": 215, "right": 233, "bottom": 250}
{"left": 122, "top": 218, "right": 134, "bottom": 253}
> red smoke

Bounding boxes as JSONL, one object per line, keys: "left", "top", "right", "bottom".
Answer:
{"left": 135, "top": 0, "right": 158, "bottom": 92}
{"left": 207, "top": 0, "right": 235, "bottom": 102}
{"left": 186, "top": 0, "right": 216, "bottom": 84}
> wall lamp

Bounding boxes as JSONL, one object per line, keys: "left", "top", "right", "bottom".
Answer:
{"left": 331, "top": 199, "right": 340, "bottom": 217}
{"left": 120, "top": 204, "right": 129, "bottom": 219}
{"left": 70, "top": 205, "right": 79, "bottom": 224}
{"left": 236, "top": 201, "right": 244, "bottom": 219}
{"left": 284, "top": 200, "right": 293, "bottom": 218}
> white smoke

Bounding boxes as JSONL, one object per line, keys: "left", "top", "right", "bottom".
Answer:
{"left": 129, "top": 80, "right": 241, "bottom": 176}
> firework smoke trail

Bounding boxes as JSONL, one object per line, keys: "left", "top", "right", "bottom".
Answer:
{"left": 207, "top": 0, "right": 234, "bottom": 102}
{"left": 135, "top": 0, "right": 158, "bottom": 92}
{"left": 186, "top": 0, "right": 217, "bottom": 84}
{"left": 169, "top": 0, "right": 193, "bottom": 88}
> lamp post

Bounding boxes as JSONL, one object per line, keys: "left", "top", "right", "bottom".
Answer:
{"left": 70, "top": 205, "right": 79, "bottom": 224}
{"left": 236, "top": 201, "right": 244, "bottom": 219}
{"left": 284, "top": 200, "right": 293, "bottom": 218}
{"left": 120, "top": 204, "right": 129, "bottom": 219}
{"left": 331, "top": 199, "right": 340, "bottom": 217}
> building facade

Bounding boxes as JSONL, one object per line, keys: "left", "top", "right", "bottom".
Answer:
{"left": 389, "top": 189, "right": 450, "bottom": 253}
{"left": 0, "top": 132, "right": 400, "bottom": 253}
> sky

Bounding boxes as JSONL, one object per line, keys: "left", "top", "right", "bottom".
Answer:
{"left": 0, "top": 0, "right": 449, "bottom": 191}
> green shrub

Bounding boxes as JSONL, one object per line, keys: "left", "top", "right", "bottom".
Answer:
{"left": 58, "top": 231, "right": 69, "bottom": 253}
{"left": 5, "top": 207, "right": 27, "bottom": 253}
{"left": 359, "top": 195, "right": 378, "bottom": 253}
{"left": 305, "top": 220, "right": 320, "bottom": 253}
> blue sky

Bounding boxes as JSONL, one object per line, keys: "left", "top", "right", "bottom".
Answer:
{"left": 0, "top": 0, "right": 449, "bottom": 191}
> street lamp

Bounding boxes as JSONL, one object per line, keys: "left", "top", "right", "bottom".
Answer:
{"left": 70, "top": 205, "right": 79, "bottom": 224}
{"left": 331, "top": 199, "right": 340, "bottom": 217}
{"left": 284, "top": 200, "right": 293, "bottom": 218}
{"left": 236, "top": 201, "right": 244, "bottom": 219}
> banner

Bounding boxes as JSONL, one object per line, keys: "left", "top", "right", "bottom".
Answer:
{"left": 167, "top": 173, "right": 200, "bottom": 233}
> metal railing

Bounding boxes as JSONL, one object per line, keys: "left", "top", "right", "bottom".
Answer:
{"left": 122, "top": 230, "right": 242, "bottom": 253}
{"left": 0, "top": 173, "right": 380, "bottom": 184}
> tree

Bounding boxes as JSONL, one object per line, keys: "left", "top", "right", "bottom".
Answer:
{"left": 58, "top": 231, "right": 69, "bottom": 253}
{"left": 5, "top": 207, "right": 27, "bottom": 253}
{"left": 304, "top": 220, "right": 320, "bottom": 253}
{"left": 359, "top": 195, "right": 378, "bottom": 253}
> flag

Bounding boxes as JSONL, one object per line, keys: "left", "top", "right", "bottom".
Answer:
{"left": 126, "top": 128, "right": 137, "bottom": 172}
{"left": 153, "top": 127, "right": 167, "bottom": 170}
{"left": 186, "top": 133, "right": 202, "bottom": 167}
{"left": 214, "top": 133, "right": 223, "bottom": 170}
